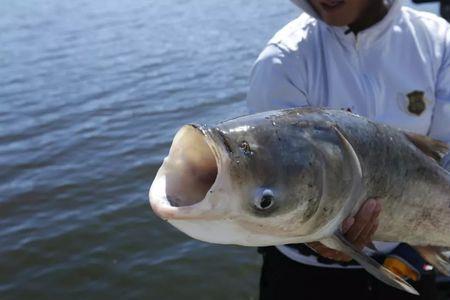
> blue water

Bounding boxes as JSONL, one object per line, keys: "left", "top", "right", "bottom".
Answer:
{"left": 0, "top": 1, "right": 440, "bottom": 299}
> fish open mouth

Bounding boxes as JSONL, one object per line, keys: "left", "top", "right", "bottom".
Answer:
{"left": 164, "top": 125, "right": 218, "bottom": 207}
{"left": 150, "top": 124, "right": 220, "bottom": 218}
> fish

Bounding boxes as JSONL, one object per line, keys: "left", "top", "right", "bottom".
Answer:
{"left": 149, "top": 107, "right": 450, "bottom": 295}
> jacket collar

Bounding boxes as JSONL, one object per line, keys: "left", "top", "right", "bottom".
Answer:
{"left": 290, "top": 0, "right": 403, "bottom": 48}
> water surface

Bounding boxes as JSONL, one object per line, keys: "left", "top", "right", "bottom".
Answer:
{"left": 0, "top": 1, "right": 439, "bottom": 299}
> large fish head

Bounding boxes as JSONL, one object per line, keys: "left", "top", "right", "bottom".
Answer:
{"left": 150, "top": 113, "right": 350, "bottom": 246}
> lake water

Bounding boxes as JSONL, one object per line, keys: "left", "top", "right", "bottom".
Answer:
{"left": 0, "top": 1, "right": 440, "bottom": 299}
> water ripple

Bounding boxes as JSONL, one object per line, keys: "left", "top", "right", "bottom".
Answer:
{"left": 0, "top": 0, "right": 435, "bottom": 299}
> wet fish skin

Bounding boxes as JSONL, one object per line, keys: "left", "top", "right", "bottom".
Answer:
{"left": 149, "top": 107, "right": 450, "bottom": 294}
{"left": 210, "top": 108, "right": 450, "bottom": 246}
{"left": 151, "top": 107, "right": 450, "bottom": 246}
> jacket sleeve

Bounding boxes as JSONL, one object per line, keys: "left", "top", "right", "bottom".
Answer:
{"left": 246, "top": 44, "right": 309, "bottom": 114}
{"left": 428, "top": 27, "right": 450, "bottom": 170}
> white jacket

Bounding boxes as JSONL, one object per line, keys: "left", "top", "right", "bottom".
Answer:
{"left": 246, "top": 0, "right": 450, "bottom": 267}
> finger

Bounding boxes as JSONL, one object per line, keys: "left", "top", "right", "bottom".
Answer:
{"left": 345, "top": 198, "right": 377, "bottom": 241}
{"left": 334, "top": 214, "right": 379, "bottom": 261}
{"left": 355, "top": 221, "right": 379, "bottom": 250}
{"left": 306, "top": 242, "right": 329, "bottom": 256}
{"left": 328, "top": 249, "right": 352, "bottom": 262}
{"left": 368, "top": 221, "right": 379, "bottom": 240}
{"left": 306, "top": 241, "right": 326, "bottom": 252}
{"left": 336, "top": 221, "right": 379, "bottom": 261}
{"left": 307, "top": 242, "right": 338, "bottom": 256}
{"left": 336, "top": 220, "right": 379, "bottom": 261}
{"left": 353, "top": 202, "right": 381, "bottom": 249}
{"left": 333, "top": 253, "right": 352, "bottom": 262}
{"left": 345, "top": 198, "right": 380, "bottom": 242}
{"left": 353, "top": 208, "right": 381, "bottom": 249}
{"left": 307, "top": 242, "right": 343, "bottom": 259}
{"left": 321, "top": 248, "right": 350, "bottom": 261}
{"left": 307, "top": 242, "right": 352, "bottom": 262}
{"left": 341, "top": 217, "right": 355, "bottom": 233}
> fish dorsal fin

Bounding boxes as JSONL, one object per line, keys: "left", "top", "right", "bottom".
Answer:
{"left": 404, "top": 132, "right": 449, "bottom": 162}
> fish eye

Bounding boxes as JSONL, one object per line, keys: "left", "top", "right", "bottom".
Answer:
{"left": 254, "top": 189, "right": 274, "bottom": 210}
{"left": 239, "top": 141, "right": 253, "bottom": 156}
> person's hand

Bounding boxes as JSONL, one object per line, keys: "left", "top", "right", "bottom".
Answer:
{"left": 306, "top": 198, "right": 382, "bottom": 262}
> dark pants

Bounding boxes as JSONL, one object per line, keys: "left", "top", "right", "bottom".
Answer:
{"left": 259, "top": 246, "right": 438, "bottom": 300}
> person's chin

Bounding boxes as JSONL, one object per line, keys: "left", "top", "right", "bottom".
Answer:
{"left": 322, "top": 17, "right": 351, "bottom": 27}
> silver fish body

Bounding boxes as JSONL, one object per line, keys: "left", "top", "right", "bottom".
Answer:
{"left": 149, "top": 108, "right": 450, "bottom": 294}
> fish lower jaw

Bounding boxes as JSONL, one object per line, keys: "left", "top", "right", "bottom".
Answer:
{"left": 149, "top": 173, "right": 216, "bottom": 220}
{"left": 168, "top": 218, "right": 315, "bottom": 246}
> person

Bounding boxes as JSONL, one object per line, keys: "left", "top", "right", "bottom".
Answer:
{"left": 246, "top": 0, "right": 450, "bottom": 299}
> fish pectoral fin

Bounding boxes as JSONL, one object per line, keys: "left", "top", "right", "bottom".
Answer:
{"left": 321, "top": 232, "right": 419, "bottom": 296}
{"left": 404, "top": 132, "right": 449, "bottom": 162}
{"left": 414, "top": 245, "right": 450, "bottom": 276}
